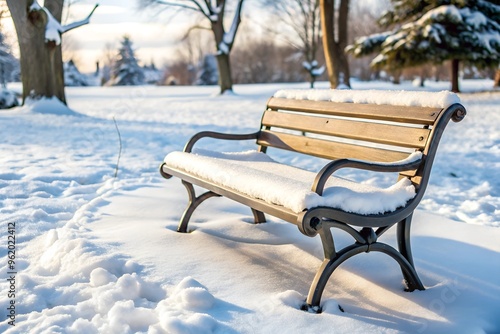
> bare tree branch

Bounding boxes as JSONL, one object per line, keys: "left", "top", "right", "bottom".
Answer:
{"left": 141, "top": 0, "right": 246, "bottom": 93}
{"left": 61, "top": 3, "right": 98, "bottom": 33}
{"left": 224, "top": 0, "right": 244, "bottom": 47}
{"left": 181, "top": 24, "right": 212, "bottom": 40}
{"left": 147, "top": 0, "right": 211, "bottom": 19}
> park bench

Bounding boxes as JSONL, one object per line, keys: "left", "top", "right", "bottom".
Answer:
{"left": 159, "top": 89, "right": 466, "bottom": 312}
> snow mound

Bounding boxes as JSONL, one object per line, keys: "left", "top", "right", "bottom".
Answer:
{"left": 173, "top": 278, "right": 215, "bottom": 311}
{"left": 156, "top": 277, "right": 220, "bottom": 333}
{"left": 22, "top": 97, "right": 81, "bottom": 116}
{"left": 274, "top": 89, "right": 461, "bottom": 108}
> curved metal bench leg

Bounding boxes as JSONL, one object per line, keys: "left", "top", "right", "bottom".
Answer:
{"left": 369, "top": 242, "right": 425, "bottom": 292}
{"left": 396, "top": 214, "right": 424, "bottom": 291}
{"left": 251, "top": 209, "right": 266, "bottom": 224}
{"left": 304, "top": 243, "right": 368, "bottom": 312}
{"left": 304, "top": 242, "right": 424, "bottom": 312}
{"left": 302, "top": 218, "right": 424, "bottom": 312}
{"left": 177, "top": 180, "right": 220, "bottom": 233}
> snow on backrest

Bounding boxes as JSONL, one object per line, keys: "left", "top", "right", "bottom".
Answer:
{"left": 273, "top": 89, "right": 461, "bottom": 109}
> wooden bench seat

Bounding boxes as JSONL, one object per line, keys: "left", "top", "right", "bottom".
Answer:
{"left": 160, "top": 89, "right": 466, "bottom": 312}
{"left": 164, "top": 149, "right": 421, "bottom": 215}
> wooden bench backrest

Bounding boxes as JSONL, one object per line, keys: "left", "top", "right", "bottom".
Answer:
{"left": 257, "top": 97, "right": 446, "bottom": 186}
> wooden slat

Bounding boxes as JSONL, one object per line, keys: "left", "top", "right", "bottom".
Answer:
{"left": 257, "top": 130, "right": 411, "bottom": 162}
{"left": 267, "top": 97, "right": 442, "bottom": 125}
{"left": 262, "top": 110, "right": 430, "bottom": 149}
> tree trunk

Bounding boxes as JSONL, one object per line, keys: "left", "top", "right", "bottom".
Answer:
{"left": 337, "top": 0, "right": 350, "bottom": 88}
{"left": 7, "top": 0, "right": 66, "bottom": 104}
{"left": 451, "top": 59, "right": 460, "bottom": 93}
{"left": 216, "top": 53, "right": 233, "bottom": 94}
{"left": 391, "top": 69, "right": 402, "bottom": 84}
{"left": 320, "top": 0, "right": 351, "bottom": 89}
{"left": 45, "top": 0, "right": 65, "bottom": 101}
{"left": 494, "top": 69, "right": 500, "bottom": 88}
{"left": 321, "top": 0, "right": 338, "bottom": 88}
{"left": 211, "top": 5, "right": 234, "bottom": 94}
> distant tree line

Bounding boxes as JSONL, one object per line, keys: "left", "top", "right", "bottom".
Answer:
{"left": 160, "top": 0, "right": 499, "bottom": 91}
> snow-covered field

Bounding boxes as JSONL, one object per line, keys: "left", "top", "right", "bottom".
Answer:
{"left": 0, "top": 80, "right": 499, "bottom": 333}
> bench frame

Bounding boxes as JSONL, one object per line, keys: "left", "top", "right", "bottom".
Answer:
{"left": 160, "top": 96, "right": 466, "bottom": 312}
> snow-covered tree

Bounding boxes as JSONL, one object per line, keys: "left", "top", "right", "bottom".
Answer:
{"left": 140, "top": 0, "right": 245, "bottom": 94}
{"left": 197, "top": 54, "right": 219, "bottom": 85}
{"left": 6, "top": 0, "right": 97, "bottom": 104}
{"left": 109, "top": 36, "right": 145, "bottom": 86}
{"left": 347, "top": 0, "right": 500, "bottom": 92}
{"left": 64, "top": 59, "right": 88, "bottom": 86}
{"left": 303, "top": 60, "right": 325, "bottom": 88}
{"left": 264, "top": 0, "right": 324, "bottom": 88}
{"left": 143, "top": 62, "right": 162, "bottom": 84}
{"left": 0, "top": 31, "right": 19, "bottom": 88}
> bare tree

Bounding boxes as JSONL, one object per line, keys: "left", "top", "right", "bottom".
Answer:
{"left": 181, "top": 29, "right": 212, "bottom": 67}
{"left": 263, "top": 0, "right": 323, "bottom": 87}
{"left": 320, "top": 0, "right": 351, "bottom": 88}
{"left": 97, "top": 42, "right": 116, "bottom": 85}
{"left": 495, "top": 68, "right": 500, "bottom": 88}
{"left": 233, "top": 40, "right": 306, "bottom": 84}
{"left": 347, "top": 1, "right": 388, "bottom": 81}
{"left": 6, "top": 0, "right": 97, "bottom": 104}
{"left": 61, "top": 33, "right": 82, "bottom": 66}
{"left": 176, "top": 28, "right": 213, "bottom": 84}
{"left": 141, "top": 0, "right": 245, "bottom": 94}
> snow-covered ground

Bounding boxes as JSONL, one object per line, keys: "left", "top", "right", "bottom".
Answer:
{"left": 0, "top": 80, "right": 499, "bottom": 333}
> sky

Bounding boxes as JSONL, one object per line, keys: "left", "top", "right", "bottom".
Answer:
{"left": 62, "top": 0, "right": 193, "bottom": 72}
{"left": 3, "top": 0, "right": 202, "bottom": 73}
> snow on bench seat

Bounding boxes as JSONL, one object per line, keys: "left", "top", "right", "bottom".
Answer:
{"left": 163, "top": 149, "right": 419, "bottom": 215}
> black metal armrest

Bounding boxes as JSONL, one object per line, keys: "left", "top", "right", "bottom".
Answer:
{"left": 184, "top": 131, "right": 261, "bottom": 153}
{"left": 312, "top": 155, "right": 423, "bottom": 195}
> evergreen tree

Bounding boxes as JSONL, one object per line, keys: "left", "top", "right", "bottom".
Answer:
{"left": 0, "top": 31, "right": 19, "bottom": 88}
{"left": 64, "top": 60, "right": 88, "bottom": 86}
{"left": 109, "top": 36, "right": 145, "bottom": 86}
{"left": 196, "top": 55, "right": 219, "bottom": 86}
{"left": 347, "top": 0, "right": 500, "bottom": 92}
